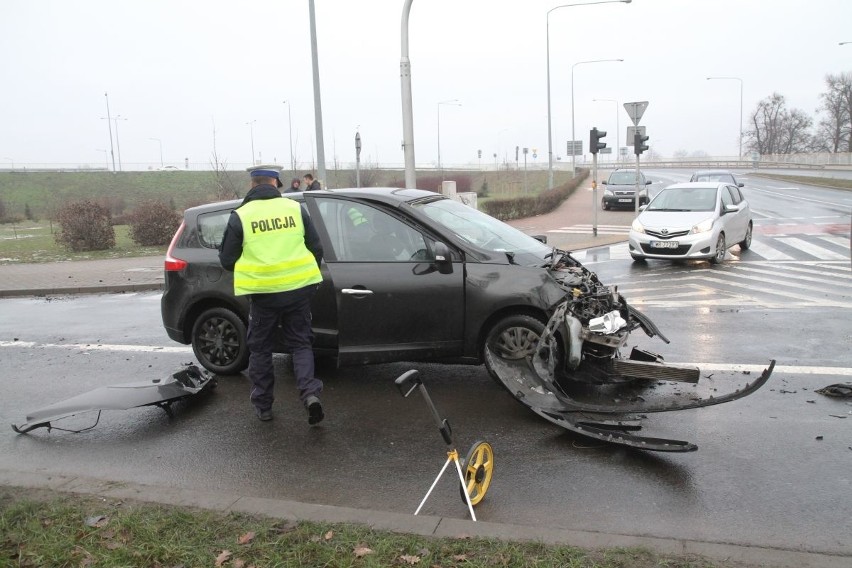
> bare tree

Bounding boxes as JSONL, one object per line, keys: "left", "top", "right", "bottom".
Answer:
{"left": 814, "top": 72, "right": 851, "bottom": 152}
{"left": 209, "top": 149, "right": 241, "bottom": 201}
{"left": 744, "top": 93, "right": 813, "bottom": 155}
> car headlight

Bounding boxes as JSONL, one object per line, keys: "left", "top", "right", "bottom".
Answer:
{"left": 690, "top": 218, "right": 714, "bottom": 234}
{"left": 603, "top": 188, "right": 613, "bottom": 196}
{"left": 631, "top": 219, "right": 646, "bottom": 234}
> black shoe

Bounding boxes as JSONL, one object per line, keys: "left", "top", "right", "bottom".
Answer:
{"left": 306, "top": 395, "right": 324, "bottom": 425}
{"left": 254, "top": 407, "right": 273, "bottom": 421}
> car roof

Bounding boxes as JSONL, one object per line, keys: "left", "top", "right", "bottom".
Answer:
{"left": 663, "top": 181, "right": 726, "bottom": 190}
{"left": 184, "top": 187, "right": 442, "bottom": 215}
{"left": 692, "top": 169, "right": 735, "bottom": 175}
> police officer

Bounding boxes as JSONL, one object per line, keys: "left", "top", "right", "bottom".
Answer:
{"left": 219, "top": 166, "right": 325, "bottom": 424}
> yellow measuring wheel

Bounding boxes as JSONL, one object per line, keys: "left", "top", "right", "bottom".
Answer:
{"left": 395, "top": 370, "right": 494, "bottom": 521}
{"left": 460, "top": 440, "right": 494, "bottom": 506}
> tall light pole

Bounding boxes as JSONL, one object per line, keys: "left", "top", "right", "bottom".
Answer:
{"left": 840, "top": 41, "right": 852, "bottom": 45}
{"left": 400, "top": 0, "right": 416, "bottom": 188}
{"left": 707, "top": 76, "right": 743, "bottom": 158}
{"left": 437, "top": 99, "right": 461, "bottom": 178}
{"left": 102, "top": 92, "right": 116, "bottom": 173}
{"left": 245, "top": 120, "right": 257, "bottom": 166}
{"left": 571, "top": 58, "right": 622, "bottom": 176}
{"left": 282, "top": 100, "right": 294, "bottom": 175}
{"left": 593, "top": 98, "right": 619, "bottom": 164}
{"left": 546, "top": 0, "right": 631, "bottom": 189}
{"left": 149, "top": 138, "right": 163, "bottom": 168}
{"left": 308, "top": 0, "right": 326, "bottom": 184}
{"left": 112, "top": 115, "right": 128, "bottom": 172}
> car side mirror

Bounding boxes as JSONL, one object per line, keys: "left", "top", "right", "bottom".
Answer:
{"left": 645, "top": 180, "right": 652, "bottom": 185}
{"left": 531, "top": 234, "right": 548, "bottom": 244}
{"left": 639, "top": 204, "right": 648, "bottom": 212}
{"left": 738, "top": 183, "right": 744, "bottom": 187}
{"left": 433, "top": 241, "right": 454, "bottom": 274}
{"left": 601, "top": 180, "right": 607, "bottom": 185}
{"left": 722, "top": 204, "right": 738, "bottom": 215}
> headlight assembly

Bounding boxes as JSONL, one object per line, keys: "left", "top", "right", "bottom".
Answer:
{"left": 691, "top": 218, "right": 714, "bottom": 234}
{"left": 631, "top": 219, "right": 646, "bottom": 234}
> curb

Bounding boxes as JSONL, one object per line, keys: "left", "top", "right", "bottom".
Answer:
{"left": 0, "top": 282, "right": 163, "bottom": 299}
{"left": 1, "top": 469, "right": 848, "bottom": 568}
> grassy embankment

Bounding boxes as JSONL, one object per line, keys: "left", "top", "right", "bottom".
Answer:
{"left": 0, "top": 169, "right": 569, "bottom": 264}
{"left": 0, "top": 490, "right": 744, "bottom": 568}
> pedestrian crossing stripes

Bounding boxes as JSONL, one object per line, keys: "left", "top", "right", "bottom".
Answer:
{"left": 570, "top": 234, "right": 850, "bottom": 264}
{"left": 609, "top": 262, "right": 850, "bottom": 309}
{"left": 549, "top": 224, "right": 630, "bottom": 235}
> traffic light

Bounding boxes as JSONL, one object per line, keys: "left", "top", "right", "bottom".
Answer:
{"left": 477, "top": 149, "right": 482, "bottom": 159}
{"left": 634, "top": 132, "right": 649, "bottom": 155}
{"left": 589, "top": 128, "right": 607, "bottom": 155}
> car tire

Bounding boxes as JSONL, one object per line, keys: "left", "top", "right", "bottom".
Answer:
{"left": 710, "top": 233, "right": 726, "bottom": 264}
{"left": 483, "top": 314, "right": 557, "bottom": 387}
{"left": 601, "top": 199, "right": 610, "bottom": 211}
{"left": 739, "top": 222, "right": 753, "bottom": 250}
{"left": 191, "top": 307, "right": 249, "bottom": 375}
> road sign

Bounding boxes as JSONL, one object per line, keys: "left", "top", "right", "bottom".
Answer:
{"left": 567, "top": 140, "right": 583, "bottom": 156}
{"left": 626, "top": 126, "right": 646, "bottom": 145}
{"left": 623, "top": 101, "right": 649, "bottom": 126}
{"left": 599, "top": 147, "right": 612, "bottom": 154}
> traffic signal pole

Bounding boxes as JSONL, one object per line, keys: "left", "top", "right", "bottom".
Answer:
{"left": 635, "top": 151, "right": 641, "bottom": 214}
{"left": 592, "top": 151, "right": 599, "bottom": 237}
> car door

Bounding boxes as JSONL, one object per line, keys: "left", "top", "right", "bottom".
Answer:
{"left": 304, "top": 194, "right": 465, "bottom": 366}
{"left": 721, "top": 185, "right": 748, "bottom": 243}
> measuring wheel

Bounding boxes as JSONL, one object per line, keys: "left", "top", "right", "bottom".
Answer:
{"left": 459, "top": 440, "right": 494, "bottom": 506}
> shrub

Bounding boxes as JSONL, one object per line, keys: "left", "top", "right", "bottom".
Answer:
{"left": 55, "top": 200, "right": 115, "bottom": 251}
{"left": 128, "top": 200, "right": 181, "bottom": 246}
{"left": 481, "top": 169, "right": 589, "bottom": 221}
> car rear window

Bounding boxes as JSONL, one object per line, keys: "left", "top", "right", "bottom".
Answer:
{"left": 197, "top": 210, "right": 232, "bottom": 248}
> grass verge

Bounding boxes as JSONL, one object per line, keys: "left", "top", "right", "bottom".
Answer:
{"left": 0, "top": 489, "right": 747, "bottom": 568}
{"left": 750, "top": 173, "right": 852, "bottom": 190}
{"left": 0, "top": 222, "right": 164, "bottom": 264}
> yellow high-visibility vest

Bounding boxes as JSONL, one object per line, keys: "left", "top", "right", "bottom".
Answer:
{"left": 233, "top": 198, "right": 322, "bottom": 295}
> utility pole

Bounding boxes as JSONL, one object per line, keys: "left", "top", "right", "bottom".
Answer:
{"left": 102, "top": 92, "right": 116, "bottom": 173}
{"left": 308, "top": 0, "right": 326, "bottom": 184}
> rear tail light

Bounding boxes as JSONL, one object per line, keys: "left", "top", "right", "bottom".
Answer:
{"left": 164, "top": 221, "right": 188, "bottom": 271}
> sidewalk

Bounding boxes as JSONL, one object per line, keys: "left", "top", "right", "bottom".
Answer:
{"left": 0, "top": 185, "right": 626, "bottom": 299}
{"left": 0, "top": 255, "right": 164, "bottom": 298}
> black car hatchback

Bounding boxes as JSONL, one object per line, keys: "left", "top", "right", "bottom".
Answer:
{"left": 161, "top": 187, "right": 570, "bottom": 377}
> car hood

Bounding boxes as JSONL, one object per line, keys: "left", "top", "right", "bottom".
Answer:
{"left": 638, "top": 210, "right": 714, "bottom": 230}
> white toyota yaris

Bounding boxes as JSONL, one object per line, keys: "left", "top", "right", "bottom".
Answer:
{"left": 628, "top": 182, "right": 753, "bottom": 263}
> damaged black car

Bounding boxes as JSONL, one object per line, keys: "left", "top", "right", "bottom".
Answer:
{"left": 161, "top": 188, "right": 773, "bottom": 451}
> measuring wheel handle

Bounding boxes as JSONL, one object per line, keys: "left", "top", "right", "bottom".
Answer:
{"left": 459, "top": 440, "right": 495, "bottom": 506}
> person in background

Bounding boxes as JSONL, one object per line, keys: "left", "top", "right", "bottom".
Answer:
{"left": 285, "top": 178, "right": 301, "bottom": 193}
{"left": 303, "top": 173, "right": 321, "bottom": 191}
{"left": 218, "top": 167, "right": 325, "bottom": 425}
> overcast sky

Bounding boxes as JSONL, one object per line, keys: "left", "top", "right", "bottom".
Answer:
{"left": 1, "top": 0, "right": 851, "bottom": 171}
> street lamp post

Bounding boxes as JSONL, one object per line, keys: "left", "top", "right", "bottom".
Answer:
{"left": 706, "top": 76, "right": 744, "bottom": 158}
{"left": 437, "top": 99, "right": 461, "bottom": 179}
{"left": 546, "top": 0, "right": 631, "bottom": 189}
{"left": 282, "top": 100, "right": 294, "bottom": 175}
{"left": 571, "top": 59, "right": 623, "bottom": 176}
{"left": 149, "top": 138, "right": 163, "bottom": 168}
{"left": 400, "top": 0, "right": 416, "bottom": 188}
{"left": 593, "top": 98, "right": 619, "bottom": 165}
{"left": 102, "top": 92, "right": 116, "bottom": 173}
{"left": 246, "top": 120, "right": 257, "bottom": 166}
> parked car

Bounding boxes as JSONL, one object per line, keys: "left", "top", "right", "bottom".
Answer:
{"left": 600, "top": 169, "right": 652, "bottom": 210}
{"left": 628, "top": 182, "right": 752, "bottom": 263}
{"left": 689, "top": 169, "right": 743, "bottom": 187}
{"left": 162, "top": 188, "right": 577, "bottom": 376}
{"left": 158, "top": 165, "right": 181, "bottom": 171}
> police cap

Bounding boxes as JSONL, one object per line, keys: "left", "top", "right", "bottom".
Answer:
{"left": 247, "top": 164, "right": 284, "bottom": 188}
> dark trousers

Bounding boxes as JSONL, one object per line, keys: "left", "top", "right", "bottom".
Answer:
{"left": 246, "top": 285, "right": 322, "bottom": 411}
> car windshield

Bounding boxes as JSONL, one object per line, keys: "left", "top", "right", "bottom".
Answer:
{"left": 608, "top": 171, "right": 642, "bottom": 184}
{"left": 413, "top": 198, "right": 551, "bottom": 262}
{"left": 646, "top": 187, "right": 718, "bottom": 212}
{"left": 693, "top": 173, "right": 733, "bottom": 183}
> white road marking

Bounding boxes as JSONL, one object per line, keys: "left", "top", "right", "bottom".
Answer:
{"left": 0, "top": 340, "right": 192, "bottom": 353}
{"left": 744, "top": 240, "right": 794, "bottom": 261}
{"left": 776, "top": 237, "right": 849, "bottom": 261}
{"left": 747, "top": 186, "right": 852, "bottom": 207}
{"left": 1, "top": 340, "right": 849, "bottom": 376}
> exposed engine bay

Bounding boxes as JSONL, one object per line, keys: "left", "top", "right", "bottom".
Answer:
{"left": 486, "top": 249, "right": 774, "bottom": 452}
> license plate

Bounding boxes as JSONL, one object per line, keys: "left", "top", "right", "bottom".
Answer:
{"left": 618, "top": 198, "right": 632, "bottom": 203}
{"left": 650, "top": 240, "right": 679, "bottom": 249}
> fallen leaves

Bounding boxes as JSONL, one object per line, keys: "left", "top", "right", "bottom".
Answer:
{"left": 399, "top": 554, "right": 420, "bottom": 564}
{"left": 238, "top": 531, "right": 256, "bottom": 545}
{"left": 353, "top": 546, "right": 374, "bottom": 558}
{"left": 214, "top": 550, "right": 232, "bottom": 567}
